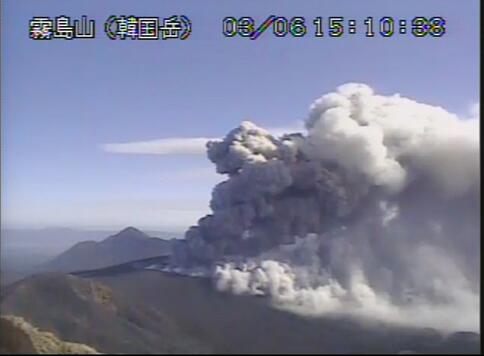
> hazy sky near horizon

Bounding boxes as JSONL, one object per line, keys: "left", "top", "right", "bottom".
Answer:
{"left": 1, "top": 0, "right": 479, "bottom": 232}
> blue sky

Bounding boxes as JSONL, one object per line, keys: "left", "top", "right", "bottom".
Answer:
{"left": 1, "top": 0, "right": 479, "bottom": 231}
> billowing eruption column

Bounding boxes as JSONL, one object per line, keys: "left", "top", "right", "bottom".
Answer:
{"left": 182, "top": 122, "right": 363, "bottom": 263}
{"left": 173, "top": 83, "right": 479, "bottom": 331}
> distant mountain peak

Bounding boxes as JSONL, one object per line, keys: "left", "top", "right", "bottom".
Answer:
{"left": 121, "top": 226, "right": 140, "bottom": 232}
{"left": 121, "top": 226, "right": 141, "bottom": 233}
{"left": 43, "top": 227, "right": 172, "bottom": 272}
{"left": 109, "top": 226, "right": 148, "bottom": 240}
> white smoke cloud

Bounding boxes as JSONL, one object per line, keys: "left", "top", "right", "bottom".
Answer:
{"left": 170, "top": 83, "right": 479, "bottom": 333}
{"left": 304, "top": 83, "right": 479, "bottom": 196}
{"left": 213, "top": 235, "right": 479, "bottom": 332}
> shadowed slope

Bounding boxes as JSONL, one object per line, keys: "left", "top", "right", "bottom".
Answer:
{"left": 1, "top": 272, "right": 210, "bottom": 354}
{"left": 1, "top": 269, "right": 479, "bottom": 354}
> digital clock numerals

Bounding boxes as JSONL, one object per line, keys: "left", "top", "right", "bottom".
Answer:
{"left": 223, "top": 16, "right": 446, "bottom": 39}
{"left": 364, "top": 16, "right": 446, "bottom": 38}
{"left": 364, "top": 17, "right": 397, "bottom": 37}
{"left": 313, "top": 17, "right": 346, "bottom": 37}
{"left": 411, "top": 16, "right": 446, "bottom": 37}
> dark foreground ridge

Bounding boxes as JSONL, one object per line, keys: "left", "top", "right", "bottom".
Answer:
{"left": 0, "top": 315, "right": 100, "bottom": 354}
{"left": 1, "top": 266, "right": 480, "bottom": 354}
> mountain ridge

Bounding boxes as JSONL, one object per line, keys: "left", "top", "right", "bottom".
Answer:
{"left": 1, "top": 270, "right": 479, "bottom": 354}
{"left": 43, "top": 227, "right": 173, "bottom": 272}
{"left": 0, "top": 272, "right": 209, "bottom": 354}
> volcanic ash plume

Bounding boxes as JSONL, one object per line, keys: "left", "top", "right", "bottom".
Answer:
{"left": 174, "top": 83, "right": 480, "bottom": 331}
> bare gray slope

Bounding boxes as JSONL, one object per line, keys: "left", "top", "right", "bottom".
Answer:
{"left": 44, "top": 227, "right": 173, "bottom": 272}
